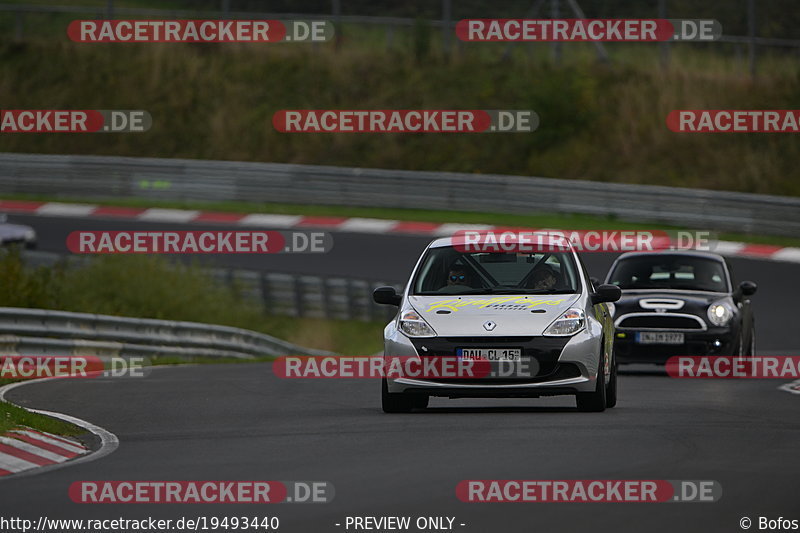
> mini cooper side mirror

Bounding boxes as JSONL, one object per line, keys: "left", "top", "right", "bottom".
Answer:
{"left": 373, "top": 286, "right": 401, "bottom": 306}
{"left": 739, "top": 280, "right": 758, "bottom": 297}
{"left": 592, "top": 284, "right": 621, "bottom": 304}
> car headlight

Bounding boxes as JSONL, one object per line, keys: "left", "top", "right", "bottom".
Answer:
{"left": 544, "top": 308, "right": 585, "bottom": 336}
{"left": 24, "top": 229, "right": 36, "bottom": 241}
{"left": 399, "top": 310, "right": 437, "bottom": 338}
{"left": 707, "top": 301, "right": 734, "bottom": 326}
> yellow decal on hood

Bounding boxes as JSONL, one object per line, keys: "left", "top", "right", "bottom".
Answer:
{"left": 425, "top": 296, "right": 567, "bottom": 313}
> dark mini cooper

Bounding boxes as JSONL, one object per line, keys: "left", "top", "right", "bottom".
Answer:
{"left": 604, "top": 251, "right": 756, "bottom": 364}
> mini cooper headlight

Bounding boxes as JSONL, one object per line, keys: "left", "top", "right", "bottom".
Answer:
{"left": 707, "top": 301, "right": 734, "bottom": 326}
{"left": 399, "top": 310, "right": 437, "bottom": 338}
{"left": 544, "top": 308, "right": 586, "bottom": 336}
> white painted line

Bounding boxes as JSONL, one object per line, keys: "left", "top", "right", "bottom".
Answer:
{"left": 778, "top": 380, "right": 800, "bottom": 395}
{"left": 711, "top": 240, "right": 747, "bottom": 256}
{"left": 0, "top": 451, "right": 39, "bottom": 473}
{"left": 0, "top": 436, "right": 70, "bottom": 463}
{"left": 0, "top": 378, "right": 119, "bottom": 481}
{"left": 338, "top": 218, "right": 399, "bottom": 233}
{"left": 771, "top": 247, "right": 800, "bottom": 264}
{"left": 10, "top": 430, "right": 86, "bottom": 455}
{"left": 434, "top": 223, "right": 494, "bottom": 237}
{"left": 138, "top": 208, "right": 200, "bottom": 223}
{"left": 238, "top": 214, "right": 303, "bottom": 227}
{"left": 37, "top": 203, "right": 97, "bottom": 217}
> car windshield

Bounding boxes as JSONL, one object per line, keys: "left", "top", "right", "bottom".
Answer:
{"left": 607, "top": 255, "right": 729, "bottom": 292}
{"left": 411, "top": 246, "right": 580, "bottom": 295}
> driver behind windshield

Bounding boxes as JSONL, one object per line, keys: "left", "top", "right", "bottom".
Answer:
{"left": 446, "top": 267, "right": 470, "bottom": 287}
{"left": 531, "top": 266, "right": 558, "bottom": 290}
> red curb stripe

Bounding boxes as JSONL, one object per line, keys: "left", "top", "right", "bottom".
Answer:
{"left": 23, "top": 428, "right": 83, "bottom": 448}
{"left": 295, "top": 216, "right": 348, "bottom": 227}
{"left": 194, "top": 211, "right": 248, "bottom": 223}
{"left": 8, "top": 433, "right": 81, "bottom": 458}
{"left": 0, "top": 468, "right": 13, "bottom": 476}
{"left": 0, "top": 200, "right": 46, "bottom": 212}
{"left": 0, "top": 442, "right": 58, "bottom": 466}
{"left": 391, "top": 221, "right": 442, "bottom": 234}
{"left": 92, "top": 206, "right": 147, "bottom": 218}
{"left": 739, "top": 244, "right": 783, "bottom": 256}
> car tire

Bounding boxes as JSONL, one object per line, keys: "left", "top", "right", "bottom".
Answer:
{"left": 381, "top": 378, "right": 414, "bottom": 413}
{"left": 605, "top": 354, "right": 618, "bottom": 409}
{"left": 576, "top": 354, "right": 607, "bottom": 412}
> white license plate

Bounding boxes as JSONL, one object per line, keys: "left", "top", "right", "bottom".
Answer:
{"left": 636, "top": 332, "right": 685, "bottom": 345}
{"left": 457, "top": 348, "right": 522, "bottom": 361}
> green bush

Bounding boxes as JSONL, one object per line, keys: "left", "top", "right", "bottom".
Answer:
{"left": 0, "top": 252, "right": 384, "bottom": 354}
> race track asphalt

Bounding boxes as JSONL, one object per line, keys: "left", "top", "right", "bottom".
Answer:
{"left": 0, "top": 213, "right": 797, "bottom": 533}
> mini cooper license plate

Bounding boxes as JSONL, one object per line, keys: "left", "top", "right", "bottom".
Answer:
{"left": 635, "top": 332, "right": 685, "bottom": 344}
{"left": 457, "top": 348, "right": 522, "bottom": 361}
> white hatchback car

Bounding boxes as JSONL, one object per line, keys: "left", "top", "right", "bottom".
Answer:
{"left": 373, "top": 234, "right": 621, "bottom": 413}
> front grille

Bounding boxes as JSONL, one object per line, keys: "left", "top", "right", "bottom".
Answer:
{"left": 431, "top": 363, "right": 582, "bottom": 385}
{"left": 409, "top": 336, "right": 570, "bottom": 383}
{"left": 617, "top": 315, "right": 704, "bottom": 330}
{"left": 444, "top": 336, "right": 534, "bottom": 343}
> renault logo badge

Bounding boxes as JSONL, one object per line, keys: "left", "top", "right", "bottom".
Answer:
{"left": 483, "top": 321, "right": 496, "bottom": 331}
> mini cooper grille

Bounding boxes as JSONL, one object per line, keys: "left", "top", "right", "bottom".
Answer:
{"left": 618, "top": 315, "right": 704, "bottom": 329}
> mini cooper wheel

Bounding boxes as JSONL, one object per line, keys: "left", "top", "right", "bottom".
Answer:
{"left": 576, "top": 355, "right": 607, "bottom": 412}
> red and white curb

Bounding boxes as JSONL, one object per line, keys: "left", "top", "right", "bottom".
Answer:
{"left": 0, "top": 378, "right": 119, "bottom": 480}
{"left": 3, "top": 200, "right": 800, "bottom": 263}
{"left": 0, "top": 428, "right": 88, "bottom": 477}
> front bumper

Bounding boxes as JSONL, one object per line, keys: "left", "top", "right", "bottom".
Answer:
{"left": 382, "top": 321, "right": 602, "bottom": 397}
{"left": 614, "top": 327, "right": 737, "bottom": 364}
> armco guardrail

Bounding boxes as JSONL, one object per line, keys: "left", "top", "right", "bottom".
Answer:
{"left": 21, "top": 251, "right": 401, "bottom": 323}
{"left": 2, "top": 152, "right": 800, "bottom": 237}
{"left": 0, "top": 307, "right": 335, "bottom": 359}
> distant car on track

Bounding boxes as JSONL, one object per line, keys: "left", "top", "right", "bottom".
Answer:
{"left": 0, "top": 214, "right": 36, "bottom": 249}
{"left": 373, "top": 234, "right": 621, "bottom": 413}
{"left": 604, "top": 250, "right": 756, "bottom": 364}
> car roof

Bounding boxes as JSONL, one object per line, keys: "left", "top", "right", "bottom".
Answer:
{"left": 614, "top": 250, "right": 726, "bottom": 262}
{"left": 428, "top": 231, "right": 574, "bottom": 250}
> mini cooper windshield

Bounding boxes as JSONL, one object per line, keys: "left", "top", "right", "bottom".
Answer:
{"left": 607, "top": 254, "right": 730, "bottom": 292}
{"left": 412, "top": 247, "right": 580, "bottom": 295}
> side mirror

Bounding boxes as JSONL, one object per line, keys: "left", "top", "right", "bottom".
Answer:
{"left": 739, "top": 281, "right": 757, "bottom": 297}
{"left": 592, "top": 284, "right": 621, "bottom": 304}
{"left": 373, "top": 286, "right": 401, "bottom": 306}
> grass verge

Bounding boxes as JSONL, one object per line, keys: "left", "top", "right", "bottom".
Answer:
{"left": 0, "top": 249, "right": 386, "bottom": 355}
{"left": 0, "top": 396, "right": 84, "bottom": 437}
